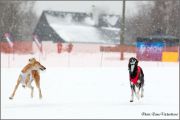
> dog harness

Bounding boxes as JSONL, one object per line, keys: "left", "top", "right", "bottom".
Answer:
{"left": 130, "top": 66, "right": 141, "bottom": 84}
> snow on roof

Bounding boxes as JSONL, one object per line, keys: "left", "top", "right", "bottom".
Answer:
{"left": 45, "top": 13, "right": 116, "bottom": 44}
{"left": 102, "top": 15, "right": 119, "bottom": 26}
{"left": 101, "top": 27, "right": 120, "bottom": 31}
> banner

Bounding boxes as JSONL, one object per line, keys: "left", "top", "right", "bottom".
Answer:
{"left": 137, "top": 41, "right": 164, "bottom": 61}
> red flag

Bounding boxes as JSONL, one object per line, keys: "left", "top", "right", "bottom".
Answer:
{"left": 33, "top": 34, "right": 42, "bottom": 52}
{"left": 4, "top": 33, "right": 13, "bottom": 48}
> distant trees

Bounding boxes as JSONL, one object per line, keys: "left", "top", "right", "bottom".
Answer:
{"left": 126, "top": 0, "right": 180, "bottom": 42}
{"left": 0, "top": 1, "right": 37, "bottom": 40}
{"left": 0, "top": 1, "right": 21, "bottom": 40}
{"left": 150, "top": 0, "right": 180, "bottom": 37}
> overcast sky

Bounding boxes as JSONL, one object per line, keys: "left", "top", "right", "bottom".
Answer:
{"left": 34, "top": 1, "right": 153, "bottom": 17}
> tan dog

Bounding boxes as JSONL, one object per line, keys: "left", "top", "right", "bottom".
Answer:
{"left": 9, "top": 58, "right": 46, "bottom": 100}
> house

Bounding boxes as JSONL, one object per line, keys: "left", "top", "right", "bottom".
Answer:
{"left": 33, "top": 10, "right": 121, "bottom": 44}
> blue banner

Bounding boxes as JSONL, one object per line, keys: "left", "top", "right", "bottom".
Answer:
{"left": 137, "top": 42, "right": 164, "bottom": 61}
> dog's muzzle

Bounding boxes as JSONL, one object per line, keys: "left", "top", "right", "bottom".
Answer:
{"left": 40, "top": 67, "right": 46, "bottom": 71}
{"left": 130, "top": 63, "right": 135, "bottom": 72}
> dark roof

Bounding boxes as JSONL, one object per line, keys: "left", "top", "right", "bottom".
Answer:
{"left": 137, "top": 35, "right": 179, "bottom": 43}
{"left": 33, "top": 12, "right": 64, "bottom": 42}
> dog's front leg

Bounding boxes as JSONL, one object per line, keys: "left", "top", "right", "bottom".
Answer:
{"left": 136, "top": 87, "right": 140, "bottom": 100}
{"left": 9, "top": 76, "right": 21, "bottom": 99}
{"left": 29, "top": 86, "right": 34, "bottom": 98}
{"left": 33, "top": 74, "right": 42, "bottom": 99}
{"left": 38, "top": 87, "right": 42, "bottom": 99}
{"left": 130, "top": 84, "right": 135, "bottom": 102}
{"left": 136, "top": 80, "right": 141, "bottom": 100}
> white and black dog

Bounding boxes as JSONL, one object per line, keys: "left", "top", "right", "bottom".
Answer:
{"left": 128, "top": 57, "right": 144, "bottom": 102}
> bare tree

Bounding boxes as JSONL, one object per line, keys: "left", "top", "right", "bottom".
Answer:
{"left": 18, "top": 1, "right": 38, "bottom": 40}
{"left": 0, "top": 1, "right": 21, "bottom": 39}
{"left": 126, "top": 2, "right": 153, "bottom": 39}
{"left": 126, "top": 0, "right": 180, "bottom": 42}
{"left": 0, "top": 1, "right": 37, "bottom": 40}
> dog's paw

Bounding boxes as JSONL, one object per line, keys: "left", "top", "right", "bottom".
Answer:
{"left": 9, "top": 97, "right": 13, "bottom": 100}
{"left": 39, "top": 95, "right": 42, "bottom": 99}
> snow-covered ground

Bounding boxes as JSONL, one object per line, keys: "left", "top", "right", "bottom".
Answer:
{"left": 1, "top": 52, "right": 179, "bottom": 119}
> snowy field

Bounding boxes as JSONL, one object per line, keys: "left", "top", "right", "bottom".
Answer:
{"left": 1, "top": 52, "right": 179, "bottom": 119}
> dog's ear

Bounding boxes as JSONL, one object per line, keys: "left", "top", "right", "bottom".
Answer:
{"left": 29, "top": 58, "right": 36, "bottom": 64}
{"left": 129, "top": 57, "right": 133, "bottom": 61}
{"left": 136, "top": 59, "right": 139, "bottom": 65}
{"left": 128, "top": 58, "right": 131, "bottom": 70}
{"left": 32, "top": 58, "right": 36, "bottom": 61}
{"left": 128, "top": 62, "right": 130, "bottom": 70}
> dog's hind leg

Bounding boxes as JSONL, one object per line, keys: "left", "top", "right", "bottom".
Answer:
{"left": 140, "top": 78, "right": 144, "bottom": 98}
{"left": 9, "top": 76, "right": 21, "bottom": 99}
{"left": 140, "top": 71, "right": 144, "bottom": 98}
{"left": 141, "top": 86, "right": 144, "bottom": 98}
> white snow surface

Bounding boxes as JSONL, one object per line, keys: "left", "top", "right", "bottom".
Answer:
{"left": 1, "top": 52, "right": 179, "bottom": 119}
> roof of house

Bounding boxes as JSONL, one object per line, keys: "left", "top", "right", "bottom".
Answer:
{"left": 34, "top": 10, "right": 121, "bottom": 44}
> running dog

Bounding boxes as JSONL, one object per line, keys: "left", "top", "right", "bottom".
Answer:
{"left": 9, "top": 58, "right": 46, "bottom": 100}
{"left": 128, "top": 57, "right": 144, "bottom": 102}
